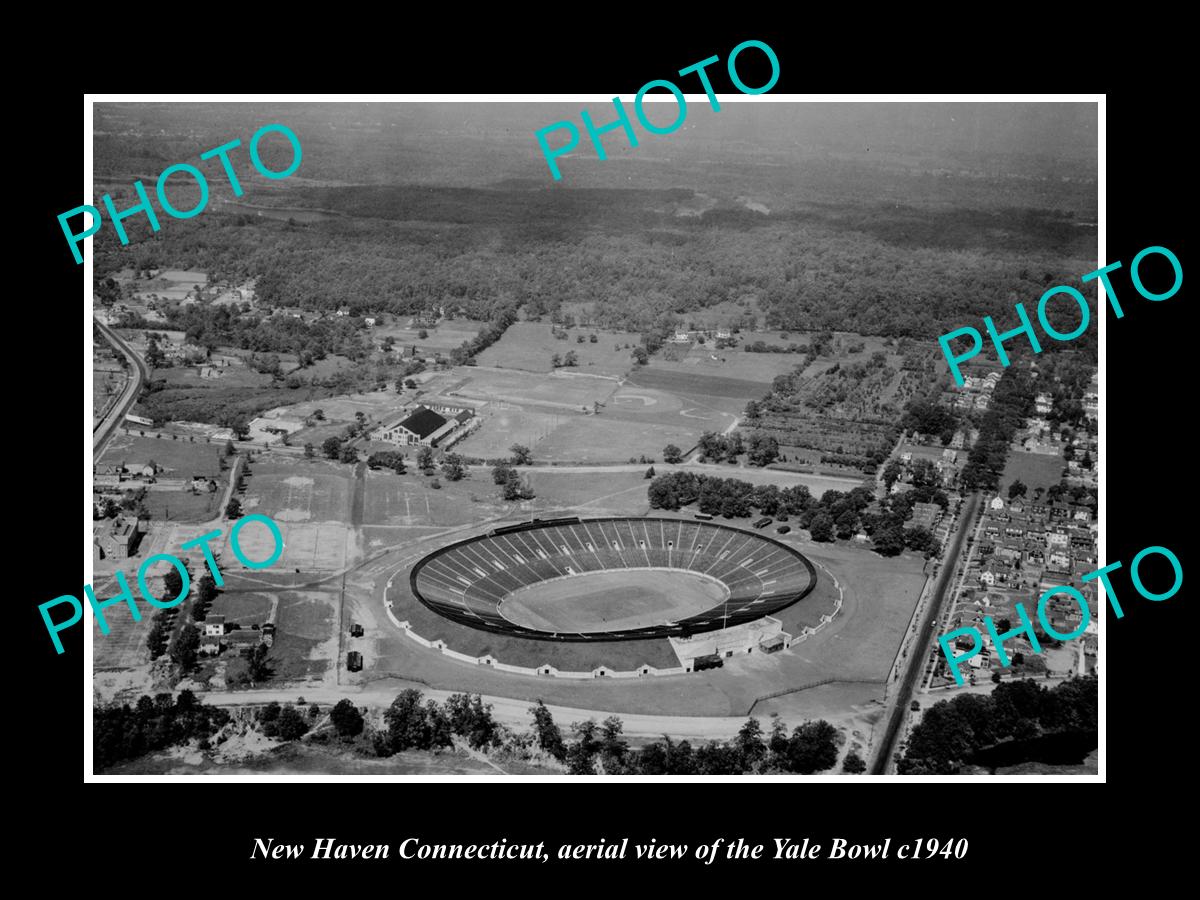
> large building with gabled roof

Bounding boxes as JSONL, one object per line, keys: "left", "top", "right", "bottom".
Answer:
{"left": 377, "top": 406, "right": 457, "bottom": 447}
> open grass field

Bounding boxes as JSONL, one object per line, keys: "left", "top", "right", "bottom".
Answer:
{"left": 625, "top": 368, "right": 761, "bottom": 414}
{"left": 1001, "top": 450, "right": 1067, "bottom": 494}
{"left": 654, "top": 338, "right": 804, "bottom": 385}
{"left": 152, "top": 358, "right": 272, "bottom": 390}
{"left": 455, "top": 406, "right": 565, "bottom": 459}
{"left": 448, "top": 367, "right": 618, "bottom": 411}
{"left": 362, "top": 469, "right": 498, "bottom": 527}
{"left": 526, "top": 470, "right": 652, "bottom": 515}
{"left": 99, "top": 433, "right": 226, "bottom": 476}
{"left": 533, "top": 415, "right": 702, "bottom": 464}
{"left": 374, "top": 318, "right": 485, "bottom": 352}
{"left": 141, "top": 487, "right": 223, "bottom": 523}
{"left": 500, "top": 570, "right": 727, "bottom": 633}
{"left": 242, "top": 458, "right": 352, "bottom": 522}
{"left": 475, "top": 322, "right": 635, "bottom": 377}
{"left": 227, "top": 519, "right": 351, "bottom": 573}
{"left": 607, "top": 384, "right": 733, "bottom": 429}
{"left": 261, "top": 590, "right": 337, "bottom": 682}
{"left": 208, "top": 590, "right": 275, "bottom": 627}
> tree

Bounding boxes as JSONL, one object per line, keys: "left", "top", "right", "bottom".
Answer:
{"left": 873, "top": 524, "right": 907, "bottom": 556}
{"left": 492, "top": 462, "right": 514, "bottom": 485}
{"left": 224, "top": 440, "right": 236, "bottom": 457}
{"left": 747, "top": 432, "right": 779, "bottom": 466}
{"left": 784, "top": 720, "right": 839, "bottom": 774}
{"left": 304, "top": 442, "right": 314, "bottom": 458}
{"left": 502, "top": 470, "right": 534, "bottom": 501}
{"left": 418, "top": 329, "right": 429, "bottom": 339}
{"left": 385, "top": 690, "right": 432, "bottom": 752}
{"left": 368, "top": 451, "right": 406, "bottom": 474}
{"left": 195, "top": 573, "right": 218, "bottom": 607}
{"left": 530, "top": 700, "right": 566, "bottom": 761}
{"left": 563, "top": 350, "right": 578, "bottom": 367}
{"left": 441, "top": 453, "right": 466, "bottom": 481}
{"left": 145, "top": 337, "right": 164, "bottom": 368}
{"left": 809, "top": 512, "right": 835, "bottom": 542}
{"left": 338, "top": 445, "right": 357, "bottom": 464}
{"left": 551, "top": 353, "right": 562, "bottom": 368}
{"left": 509, "top": 444, "right": 533, "bottom": 465}
{"left": 330, "top": 699, "right": 364, "bottom": 738}
{"left": 644, "top": 465, "right": 656, "bottom": 479}
{"left": 404, "top": 378, "right": 418, "bottom": 390}
{"left": 416, "top": 446, "right": 435, "bottom": 470}
{"left": 881, "top": 458, "right": 903, "bottom": 491}
{"left": 275, "top": 706, "right": 309, "bottom": 741}
{"left": 662, "top": 444, "right": 683, "bottom": 464}
{"left": 734, "top": 718, "right": 767, "bottom": 771}
{"left": 1008, "top": 479, "right": 1028, "bottom": 499}
{"left": 631, "top": 346, "right": 649, "bottom": 365}
{"left": 247, "top": 643, "right": 271, "bottom": 682}
{"left": 842, "top": 751, "right": 867, "bottom": 774}
{"left": 225, "top": 498, "right": 242, "bottom": 519}
{"left": 589, "top": 333, "right": 598, "bottom": 343}
{"left": 834, "top": 508, "right": 859, "bottom": 539}
{"left": 322, "top": 436, "right": 342, "bottom": 459}
{"left": 169, "top": 624, "right": 201, "bottom": 672}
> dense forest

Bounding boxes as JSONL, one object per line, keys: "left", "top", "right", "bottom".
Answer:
{"left": 92, "top": 187, "right": 1098, "bottom": 344}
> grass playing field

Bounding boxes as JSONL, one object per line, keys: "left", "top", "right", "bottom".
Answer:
{"left": 499, "top": 569, "right": 727, "bottom": 633}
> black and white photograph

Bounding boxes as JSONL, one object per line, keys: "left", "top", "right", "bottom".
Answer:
{"left": 79, "top": 96, "right": 1105, "bottom": 780}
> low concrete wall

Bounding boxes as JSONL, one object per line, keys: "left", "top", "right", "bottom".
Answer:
{"left": 390, "top": 616, "right": 686, "bottom": 679}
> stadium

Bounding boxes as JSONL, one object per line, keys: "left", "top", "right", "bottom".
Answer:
{"left": 409, "top": 516, "right": 818, "bottom": 644}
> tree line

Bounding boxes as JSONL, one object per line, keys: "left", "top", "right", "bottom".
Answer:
{"left": 899, "top": 675, "right": 1097, "bottom": 774}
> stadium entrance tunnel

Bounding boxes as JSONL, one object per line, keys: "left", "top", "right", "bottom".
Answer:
{"left": 409, "top": 516, "right": 818, "bottom": 642}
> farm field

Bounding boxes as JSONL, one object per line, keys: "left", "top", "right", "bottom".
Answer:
{"left": 1001, "top": 450, "right": 1067, "bottom": 494}
{"left": 475, "top": 322, "right": 636, "bottom": 377}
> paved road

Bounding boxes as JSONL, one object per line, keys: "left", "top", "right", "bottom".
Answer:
{"left": 870, "top": 492, "right": 981, "bottom": 774}
{"left": 93, "top": 319, "right": 147, "bottom": 456}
